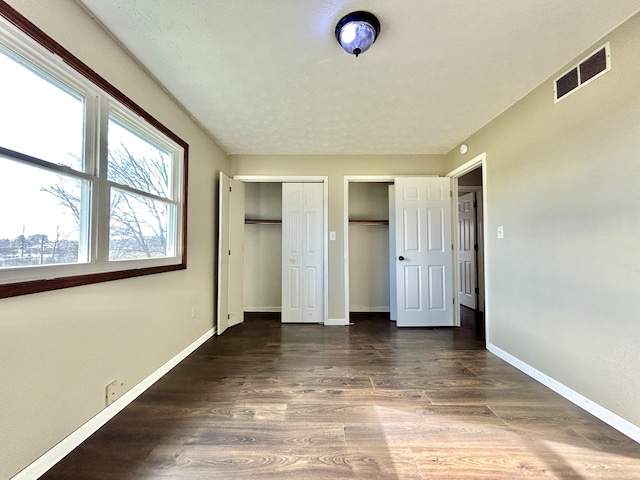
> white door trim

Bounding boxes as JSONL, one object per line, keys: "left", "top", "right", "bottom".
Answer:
{"left": 446, "top": 152, "right": 488, "bottom": 340}
{"left": 235, "top": 175, "right": 329, "bottom": 325}
{"left": 343, "top": 175, "right": 395, "bottom": 323}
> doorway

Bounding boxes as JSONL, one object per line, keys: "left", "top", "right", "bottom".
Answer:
{"left": 344, "top": 176, "right": 395, "bottom": 322}
{"left": 344, "top": 175, "right": 455, "bottom": 328}
{"left": 447, "top": 153, "right": 487, "bottom": 342}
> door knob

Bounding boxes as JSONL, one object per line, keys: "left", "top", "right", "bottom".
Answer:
{"left": 398, "top": 256, "right": 405, "bottom": 261}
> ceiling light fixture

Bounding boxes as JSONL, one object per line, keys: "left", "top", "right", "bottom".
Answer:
{"left": 335, "top": 11, "right": 380, "bottom": 58}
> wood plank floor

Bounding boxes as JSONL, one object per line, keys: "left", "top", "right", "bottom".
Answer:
{"left": 41, "top": 309, "right": 640, "bottom": 479}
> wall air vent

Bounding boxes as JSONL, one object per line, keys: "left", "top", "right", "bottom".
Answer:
{"left": 554, "top": 43, "right": 610, "bottom": 102}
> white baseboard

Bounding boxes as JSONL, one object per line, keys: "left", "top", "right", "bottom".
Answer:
{"left": 324, "top": 318, "right": 347, "bottom": 326}
{"left": 349, "top": 307, "right": 390, "bottom": 313}
{"left": 487, "top": 343, "right": 640, "bottom": 444}
{"left": 11, "top": 328, "right": 215, "bottom": 480}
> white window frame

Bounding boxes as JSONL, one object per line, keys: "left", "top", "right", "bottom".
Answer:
{"left": 0, "top": 7, "right": 188, "bottom": 298}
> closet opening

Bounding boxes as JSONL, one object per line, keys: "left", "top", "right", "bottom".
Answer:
{"left": 243, "top": 182, "right": 283, "bottom": 318}
{"left": 345, "top": 177, "right": 394, "bottom": 323}
{"left": 226, "top": 175, "right": 328, "bottom": 327}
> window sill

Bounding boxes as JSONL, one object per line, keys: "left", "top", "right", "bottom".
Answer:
{"left": 0, "top": 262, "right": 186, "bottom": 299}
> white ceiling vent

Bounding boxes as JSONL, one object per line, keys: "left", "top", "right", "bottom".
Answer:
{"left": 555, "top": 43, "right": 610, "bottom": 102}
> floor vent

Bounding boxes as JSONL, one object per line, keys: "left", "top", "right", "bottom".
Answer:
{"left": 554, "top": 43, "right": 610, "bottom": 102}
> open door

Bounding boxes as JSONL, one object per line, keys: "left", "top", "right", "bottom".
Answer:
{"left": 395, "top": 177, "right": 454, "bottom": 327}
{"left": 458, "top": 192, "right": 477, "bottom": 309}
{"left": 217, "top": 173, "right": 245, "bottom": 335}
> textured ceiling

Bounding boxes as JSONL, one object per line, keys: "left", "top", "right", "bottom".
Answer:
{"left": 77, "top": 0, "right": 640, "bottom": 155}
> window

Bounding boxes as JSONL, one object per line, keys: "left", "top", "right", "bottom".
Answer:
{"left": 0, "top": 5, "right": 188, "bottom": 298}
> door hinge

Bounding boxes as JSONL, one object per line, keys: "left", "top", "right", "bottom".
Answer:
{"left": 473, "top": 201, "right": 477, "bottom": 208}
{"left": 227, "top": 314, "right": 231, "bottom": 319}
{"left": 475, "top": 287, "right": 479, "bottom": 294}
{"left": 229, "top": 249, "right": 231, "bottom": 256}
{"left": 474, "top": 244, "right": 478, "bottom": 251}
{"left": 451, "top": 243, "right": 454, "bottom": 251}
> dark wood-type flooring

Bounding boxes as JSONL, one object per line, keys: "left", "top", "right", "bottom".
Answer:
{"left": 41, "top": 308, "right": 640, "bottom": 479}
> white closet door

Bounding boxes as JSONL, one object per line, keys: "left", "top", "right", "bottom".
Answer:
{"left": 395, "top": 177, "right": 453, "bottom": 327}
{"left": 282, "top": 183, "right": 323, "bottom": 323}
{"left": 217, "top": 173, "right": 245, "bottom": 335}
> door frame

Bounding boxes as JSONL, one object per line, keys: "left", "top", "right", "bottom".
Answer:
{"left": 235, "top": 175, "right": 329, "bottom": 324}
{"left": 446, "top": 153, "right": 488, "bottom": 339}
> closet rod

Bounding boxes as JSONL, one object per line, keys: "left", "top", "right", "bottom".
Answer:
{"left": 245, "top": 218, "right": 282, "bottom": 225}
{"left": 348, "top": 219, "right": 389, "bottom": 226}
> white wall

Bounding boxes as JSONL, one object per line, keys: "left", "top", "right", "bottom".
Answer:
{"left": 0, "top": 2, "right": 229, "bottom": 478}
{"left": 348, "top": 183, "right": 391, "bottom": 312}
{"left": 447, "top": 12, "right": 640, "bottom": 429}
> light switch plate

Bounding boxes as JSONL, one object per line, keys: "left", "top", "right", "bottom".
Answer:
{"left": 330, "top": 231, "right": 336, "bottom": 241}
{"left": 497, "top": 226, "right": 504, "bottom": 239}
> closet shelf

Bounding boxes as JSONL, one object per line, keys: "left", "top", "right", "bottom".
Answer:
{"left": 245, "top": 218, "right": 282, "bottom": 225}
{"left": 349, "top": 219, "right": 389, "bottom": 226}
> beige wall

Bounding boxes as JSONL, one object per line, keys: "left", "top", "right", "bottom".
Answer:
{"left": 447, "top": 13, "right": 640, "bottom": 428}
{"left": 0, "top": 1, "right": 229, "bottom": 478}
{"left": 231, "top": 155, "right": 448, "bottom": 319}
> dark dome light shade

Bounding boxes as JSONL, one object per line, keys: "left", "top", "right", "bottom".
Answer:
{"left": 335, "top": 11, "right": 380, "bottom": 57}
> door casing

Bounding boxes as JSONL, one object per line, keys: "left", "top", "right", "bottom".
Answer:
{"left": 447, "top": 153, "right": 488, "bottom": 341}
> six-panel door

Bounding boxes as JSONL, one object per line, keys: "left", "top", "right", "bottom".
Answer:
{"left": 282, "top": 183, "right": 324, "bottom": 323}
{"left": 394, "top": 177, "right": 454, "bottom": 327}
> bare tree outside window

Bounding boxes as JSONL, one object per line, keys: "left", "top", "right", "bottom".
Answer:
{"left": 107, "top": 117, "right": 175, "bottom": 260}
{"left": 36, "top": 137, "right": 174, "bottom": 263}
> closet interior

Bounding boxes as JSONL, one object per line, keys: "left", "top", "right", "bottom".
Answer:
{"left": 348, "top": 182, "right": 392, "bottom": 316}
{"left": 243, "top": 182, "right": 282, "bottom": 313}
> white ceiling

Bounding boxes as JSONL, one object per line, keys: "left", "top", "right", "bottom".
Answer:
{"left": 78, "top": 0, "right": 640, "bottom": 155}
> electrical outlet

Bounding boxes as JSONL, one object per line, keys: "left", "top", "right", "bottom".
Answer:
{"left": 191, "top": 307, "right": 197, "bottom": 319}
{"left": 105, "top": 379, "right": 125, "bottom": 406}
